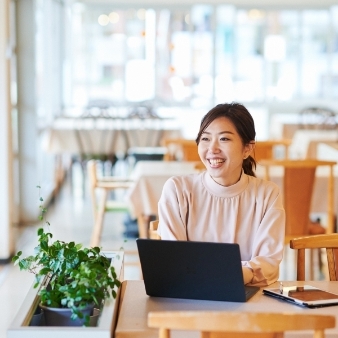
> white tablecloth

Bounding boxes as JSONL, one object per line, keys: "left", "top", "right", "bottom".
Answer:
{"left": 288, "top": 130, "right": 338, "bottom": 159}
{"left": 43, "top": 118, "right": 182, "bottom": 157}
{"left": 126, "top": 161, "right": 200, "bottom": 219}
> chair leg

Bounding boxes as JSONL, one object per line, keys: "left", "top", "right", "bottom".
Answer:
{"left": 310, "top": 249, "right": 314, "bottom": 280}
{"left": 90, "top": 188, "right": 108, "bottom": 247}
{"left": 137, "top": 215, "right": 151, "bottom": 239}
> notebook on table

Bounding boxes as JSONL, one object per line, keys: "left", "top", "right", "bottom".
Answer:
{"left": 136, "top": 239, "right": 260, "bottom": 302}
{"left": 263, "top": 284, "right": 338, "bottom": 308}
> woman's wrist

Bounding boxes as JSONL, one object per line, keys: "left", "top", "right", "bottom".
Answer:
{"left": 242, "top": 266, "right": 254, "bottom": 284}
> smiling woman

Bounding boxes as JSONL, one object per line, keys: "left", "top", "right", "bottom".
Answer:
{"left": 157, "top": 102, "right": 286, "bottom": 287}
{"left": 196, "top": 106, "right": 255, "bottom": 187}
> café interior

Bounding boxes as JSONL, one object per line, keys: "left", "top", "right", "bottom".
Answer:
{"left": 2, "top": 0, "right": 338, "bottom": 336}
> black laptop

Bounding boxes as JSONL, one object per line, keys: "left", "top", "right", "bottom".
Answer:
{"left": 136, "top": 239, "right": 260, "bottom": 302}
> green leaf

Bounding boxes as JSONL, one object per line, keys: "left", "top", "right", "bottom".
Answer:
{"left": 18, "top": 260, "right": 29, "bottom": 270}
{"left": 37, "top": 228, "right": 44, "bottom": 236}
{"left": 93, "top": 247, "right": 100, "bottom": 254}
{"left": 40, "top": 240, "right": 48, "bottom": 252}
{"left": 39, "top": 267, "right": 51, "bottom": 276}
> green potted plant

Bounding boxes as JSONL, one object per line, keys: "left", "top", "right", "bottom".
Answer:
{"left": 12, "top": 186, "right": 121, "bottom": 326}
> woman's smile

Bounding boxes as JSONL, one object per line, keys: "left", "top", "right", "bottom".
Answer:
{"left": 207, "top": 158, "right": 225, "bottom": 167}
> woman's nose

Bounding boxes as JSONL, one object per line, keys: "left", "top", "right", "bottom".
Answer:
{"left": 208, "top": 140, "right": 220, "bottom": 153}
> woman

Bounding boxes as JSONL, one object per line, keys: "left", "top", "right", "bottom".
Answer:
{"left": 157, "top": 102, "right": 285, "bottom": 286}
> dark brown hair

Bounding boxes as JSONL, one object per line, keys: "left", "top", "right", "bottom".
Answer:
{"left": 196, "top": 102, "right": 256, "bottom": 177}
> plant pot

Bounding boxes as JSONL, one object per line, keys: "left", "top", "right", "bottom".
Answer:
{"left": 39, "top": 303, "right": 94, "bottom": 326}
{"left": 89, "top": 308, "right": 101, "bottom": 327}
{"left": 29, "top": 306, "right": 44, "bottom": 326}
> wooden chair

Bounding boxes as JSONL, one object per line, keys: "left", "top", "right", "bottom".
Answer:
{"left": 254, "top": 140, "right": 291, "bottom": 163}
{"left": 290, "top": 234, "right": 338, "bottom": 281}
{"left": 162, "top": 138, "right": 200, "bottom": 161}
{"left": 261, "top": 159, "right": 336, "bottom": 279}
{"left": 148, "top": 311, "right": 335, "bottom": 338}
{"left": 260, "top": 159, "right": 336, "bottom": 243}
{"left": 87, "top": 160, "right": 134, "bottom": 247}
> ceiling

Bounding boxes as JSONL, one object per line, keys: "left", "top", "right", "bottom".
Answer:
{"left": 77, "top": 0, "right": 338, "bottom": 9}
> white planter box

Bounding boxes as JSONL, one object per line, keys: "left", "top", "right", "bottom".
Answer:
{"left": 7, "top": 251, "right": 124, "bottom": 338}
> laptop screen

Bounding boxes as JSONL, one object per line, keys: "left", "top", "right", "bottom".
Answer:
{"left": 136, "top": 239, "right": 259, "bottom": 302}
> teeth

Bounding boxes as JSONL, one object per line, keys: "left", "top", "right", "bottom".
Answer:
{"left": 209, "top": 159, "right": 224, "bottom": 165}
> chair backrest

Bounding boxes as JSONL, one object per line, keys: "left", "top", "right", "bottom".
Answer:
{"left": 162, "top": 138, "right": 200, "bottom": 162}
{"left": 260, "top": 159, "right": 336, "bottom": 238}
{"left": 148, "top": 311, "right": 335, "bottom": 338}
{"left": 149, "top": 220, "right": 161, "bottom": 239}
{"left": 254, "top": 140, "right": 291, "bottom": 163}
{"left": 290, "top": 234, "right": 338, "bottom": 281}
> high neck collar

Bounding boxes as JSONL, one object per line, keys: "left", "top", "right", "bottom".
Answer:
{"left": 202, "top": 170, "right": 248, "bottom": 198}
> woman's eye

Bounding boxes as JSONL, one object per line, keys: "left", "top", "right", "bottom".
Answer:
{"left": 201, "top": 137, "right": 209, "bottom": 141}
{"left": 220, "top": 137, "right": 229, "bottom": 141}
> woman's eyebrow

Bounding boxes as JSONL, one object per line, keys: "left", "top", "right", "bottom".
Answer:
{"left": 202, "top": 130, "right": 234, "bottom": 135}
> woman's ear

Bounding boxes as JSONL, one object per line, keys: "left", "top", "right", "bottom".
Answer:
{"left": 244, "top": 141, "right": 255, "bottom": 159}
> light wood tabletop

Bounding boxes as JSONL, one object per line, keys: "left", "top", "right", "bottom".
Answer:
{"left": 115, "top": 280, "right": 338, "bottom": 338}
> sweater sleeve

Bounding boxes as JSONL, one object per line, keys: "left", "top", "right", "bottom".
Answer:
{"left": 243, "top": 188, "right": 285, "bottom": 286}
{"left": 157, "top": 178, "right": 188, "bottom": 240}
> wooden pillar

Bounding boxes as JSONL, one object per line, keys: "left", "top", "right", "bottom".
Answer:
{"left": 0, "top": 0, "right": 14, "bottom": 261}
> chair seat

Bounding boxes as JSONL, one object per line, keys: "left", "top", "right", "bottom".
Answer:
{"left": 309, "top": 221, "right": 326, "bottom": 235}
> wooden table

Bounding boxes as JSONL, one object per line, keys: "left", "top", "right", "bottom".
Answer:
{"left": 115, "top": 280, "right": 338, "bottom": 338}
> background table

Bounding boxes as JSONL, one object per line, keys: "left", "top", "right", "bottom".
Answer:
{"left": 44, "top": 117, "right": 182, "bottom": 157}
{"left": 126, "top": 161, "right": 200, "bottom": 237}
{"left": 115, "top": 280, "right": 338, "bottom": 338}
